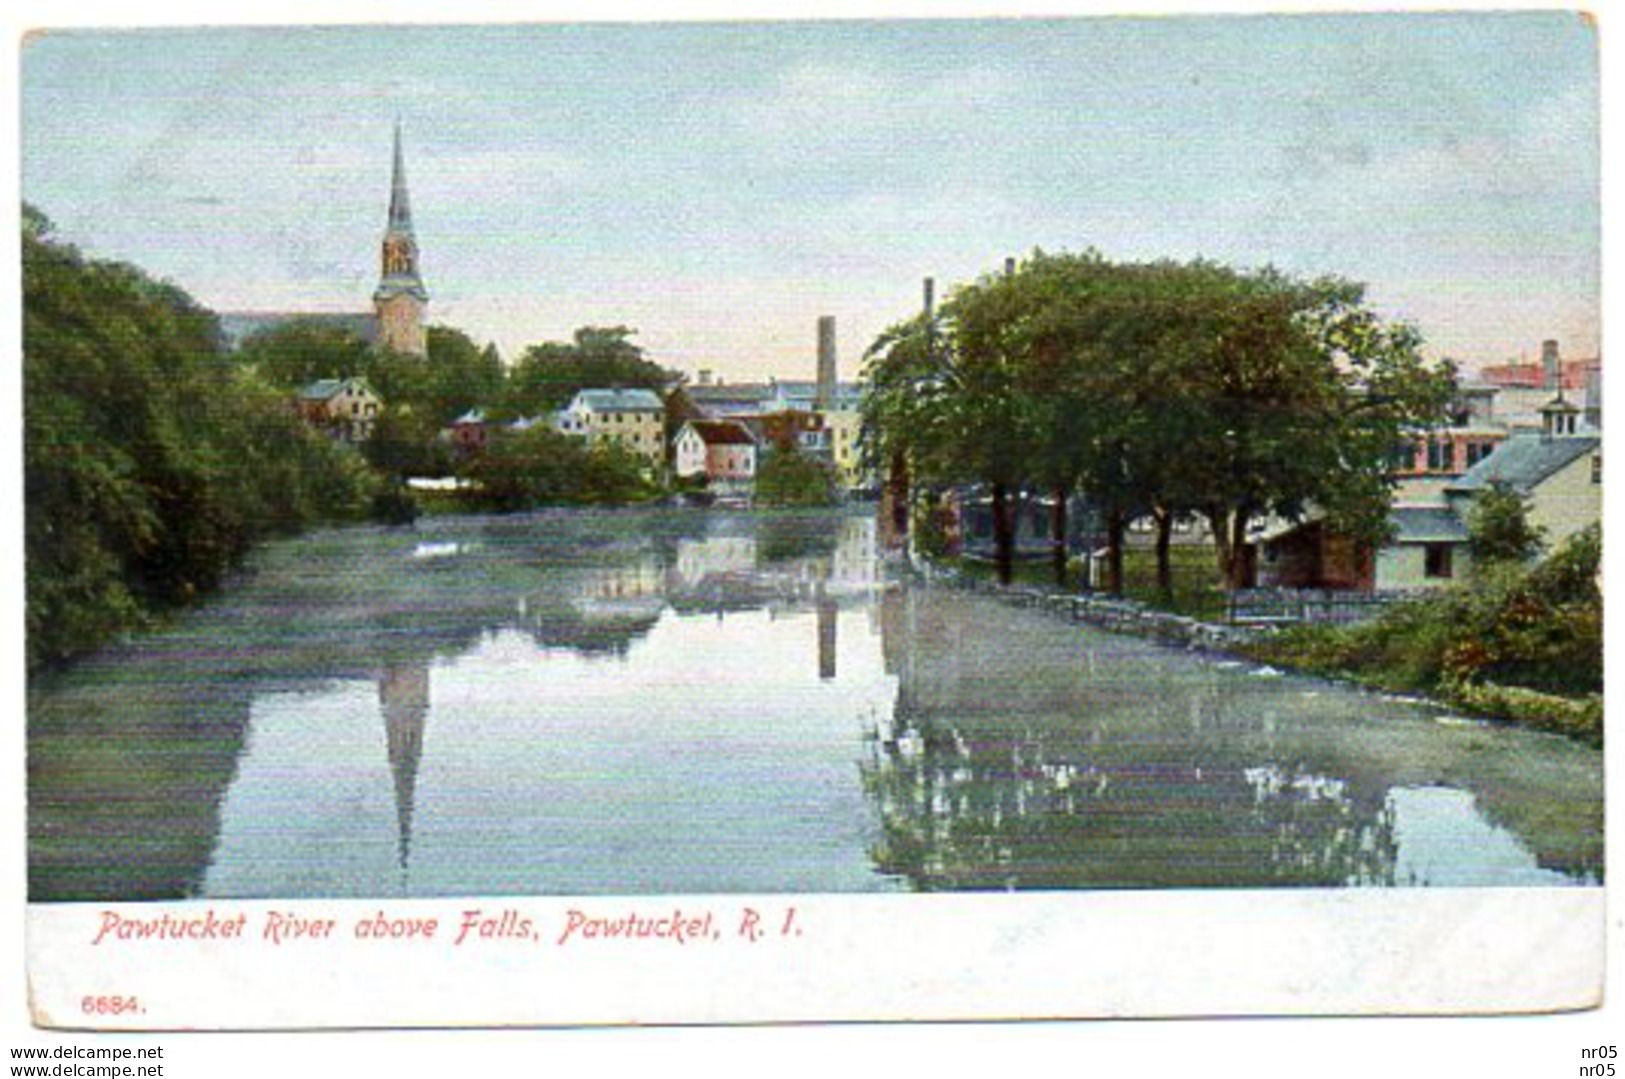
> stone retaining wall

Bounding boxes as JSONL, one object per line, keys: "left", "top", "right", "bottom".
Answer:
{"left": 916, "top": 565, "right": 1265, "bottom": 652}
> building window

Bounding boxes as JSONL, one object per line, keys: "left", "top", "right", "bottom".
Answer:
{"left": 1466, "top": 441, "right": 1495, "bottom": 467}
{"left": 1424, "top": 544, "right": 1454, "bottom": 580}
{"left": 1592, "top": 454, "right": 1602, "bottom": 485}
{"left": 1426, "top": 438, "right": 1453, "bottom": 472}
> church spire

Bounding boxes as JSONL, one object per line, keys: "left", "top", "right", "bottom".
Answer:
{"left": 387, "top": 119, "right": 414, "bottom": 234}
{"left": 373, "top": 120, "right": 428, "bottom": 355}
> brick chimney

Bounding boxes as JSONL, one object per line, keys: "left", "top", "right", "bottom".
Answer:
{"left": 816, "top": 316, "right": 836, "bottom": 412}
{"left": 1542, "top": 339, "right": 1560, "bottom": 390}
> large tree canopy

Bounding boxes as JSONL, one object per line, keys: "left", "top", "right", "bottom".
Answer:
{"left": 860, "top": 251, "right": 1455, "bottom": 591}
{"left": 24, "top": 207, "right": 377, "bottom": 667}
{"left": 501, "top": 326, "right": 677, "bottom": 419}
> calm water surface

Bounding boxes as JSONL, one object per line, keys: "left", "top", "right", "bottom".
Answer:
{"left": 27, "top": 509, "right": 1603, "bottom": 900}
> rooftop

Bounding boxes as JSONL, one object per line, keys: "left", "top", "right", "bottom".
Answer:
{"left": 571, "top": 388, "right": 664, "bottom": 412}
{"left": 1447, "top": 433, "right": 1600, "bottom": 494}
{"left": 686, "top": 420, "right": 756, "bottom": 446}
{"left": 298, "top": 376, "right": 375, "bottom": 401}
{"left": 1389, "top": 505, "right": 1470, "bottom": 544}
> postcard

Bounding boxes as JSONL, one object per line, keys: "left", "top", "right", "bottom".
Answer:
{"left": 18, "top": 9, "right": 1604, "bottom": 1031}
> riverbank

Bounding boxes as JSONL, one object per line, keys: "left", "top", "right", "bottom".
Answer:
{"left": 1239, "top": 632, "right": 1603, "bottom": 747}
{"left": 906, "top": 547, "right": 1603, "bottom": 747}
{"left": 905, "top": 557, "right": 1264, "bottom": 653}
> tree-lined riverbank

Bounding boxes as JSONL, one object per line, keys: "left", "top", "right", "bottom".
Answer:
{"left": 23, "top": 210, "right": 381, "bottom": 668}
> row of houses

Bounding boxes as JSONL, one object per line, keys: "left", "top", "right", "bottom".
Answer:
{"left": 1255, "top": 339, "right": 1601, "bottom": 593}
{"left": 296, "top": 373, "right": 871, "bottom": 499}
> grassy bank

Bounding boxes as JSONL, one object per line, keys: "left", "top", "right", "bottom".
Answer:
{"left": 953, "top": 544, "right": 1229, "bottom": 620}
{"left": 1239, "top": 525, "right": 1602, "bottom": 745}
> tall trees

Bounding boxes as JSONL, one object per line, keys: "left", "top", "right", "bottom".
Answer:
{"left": 860, "top": 313, "right": 961, "bottom": 560}
{"left": 1466, "top": 481, "right": 1546, "bottom": 566}
{"left": 462, "top": 425, "right": 654, "bottom": 510}
{"left": 502, "top": 326, "right": 676, "bottom": 418}
{"left": 236, "top": 321, "right": 373, "bottom": 389}
{"left": 24, "top": 208, "right": 376, "bottom": 667}
{"left": 858, "top": 251, "right": 1455, "bottom": 595}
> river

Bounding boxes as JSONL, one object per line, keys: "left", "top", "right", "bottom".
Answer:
{"left": 27, "top": 508, "right": 1603, "bottom": 900}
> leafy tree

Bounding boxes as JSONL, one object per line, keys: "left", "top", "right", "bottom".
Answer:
{"left": 577, "top": 442, "right": 659, "bottom": 504}
{"left": 501, "top": 326, "right": 675, "bottom": 418}
{"left": 425, "top": 326, "right": 505, "bottom": 424}
{"left": 463, "top": 426, "right": 587, "bottom": 510}
{"left": 860, "top": 314, "right": 943, "bottom": 552}
{"left": 861, "top": 252, "right": 1454, "bottom": 595}
{"left": 756, "top": 445, "right": 839, "bottom": 507}
{"left": 236, "top": 321, "right": 372, "bottom": 389}
{"left": 23, "top": 205, "right": 375, "bottom": 667}
{"left": 363, "top": 405, "right": 455, "bottom": 479}
{"left": 1466, "top": 481, "right": 1546, "bottom": 566}
{"left": 460, "top": 427, "right": 655, "bottom": 510}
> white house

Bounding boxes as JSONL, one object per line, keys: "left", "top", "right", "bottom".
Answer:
{"left": 674, "top": 420, "right": 757, "bottom": 489}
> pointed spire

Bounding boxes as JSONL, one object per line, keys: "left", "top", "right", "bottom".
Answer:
{"left": 387, "top": 119, "right": 414, "bottom": 234}
{"left": 375, "top": 119, "right": 428, "bottom": 321}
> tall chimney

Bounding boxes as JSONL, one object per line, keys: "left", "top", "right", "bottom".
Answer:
{"left": 1542, "top": 339, "right": 1561, "bottom": 390}
{"left": 923, "top": 277, "right": 935, "bottom": 319}
{"left": 1004, "top": 256, "right": 1017, "bottom": 278}
{"left": 816, "top": 315, "right": 836, "bottom": 412}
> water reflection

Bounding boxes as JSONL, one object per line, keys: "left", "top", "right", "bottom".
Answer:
{"left": 379, "top": 660, "right": 429, "bottom": 871}
{"left": 863, "top": 584, "right": 1599, "bottom": 890}
{"left": 26, "top": 508, "right": 1601, "bottom": 901}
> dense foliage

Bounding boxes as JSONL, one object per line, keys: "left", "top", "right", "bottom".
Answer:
{"left": 1466, "top": 481, "right": 1546, "bottom": 566}
{"left": 24, "top": 210, "right": 378, "bottom": 667}
{"left": 462, "top": 426, "right": 657, "bottom": 511}
{"left": 1248, "top": 524, "right": 1602, "bottom": 740}
{"left": 236, "top": 322, "right": 505, "bottom": 434}
{"left": 755, "top": 445, "right": 840, "bottom": 507}
{"left": 861, "top": 252, "right": 1455, "bottom": 590}
{"left": 500, "top": 326, "right": 677, "bottom": 419}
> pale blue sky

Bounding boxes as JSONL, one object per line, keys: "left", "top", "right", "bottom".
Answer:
{"left": 21, "top": 13, "right": 1598, "bottom": 381}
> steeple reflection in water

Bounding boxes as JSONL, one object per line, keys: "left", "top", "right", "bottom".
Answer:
{"left": 30, "top": 508, "right": 1599, "bottom": 900}
{"left": 378, "top": 659, "right": 429, "bottom": 884}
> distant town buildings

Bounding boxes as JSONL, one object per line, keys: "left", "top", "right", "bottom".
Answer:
{"left": 674, "top": 420, "right": 757, "bottom": 493}
{"left": 1253, "top": 338, "right": 1602, "bottom": 593}
{"left": 554, "top": 388, "right": 666, "bottom": 467}
{"left": 295, "top": 377, "right": 381, "bottom": 443}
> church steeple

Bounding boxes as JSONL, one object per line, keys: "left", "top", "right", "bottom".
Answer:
{"left": 387, "top": 120, "right": 415, "bottom": 233}
{"left": 373, "top": 121, "right": 428, "bottom": 356}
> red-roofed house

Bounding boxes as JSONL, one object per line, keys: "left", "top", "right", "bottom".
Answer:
{"left": 674, "top": 420, "right": 758, "bottom": 488}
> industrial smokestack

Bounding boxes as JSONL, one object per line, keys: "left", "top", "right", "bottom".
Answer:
{"left": 816, "top": 316, "right": 836, "bottom": 412}
{"left": 1004, "top": 256, "right": 1017, "bottom": 278}
{"left": 1542, "top": 339, "right": 1561, "bottom": 391}
{"left": 923, "top": 277, "right": 935, "bottom": 319}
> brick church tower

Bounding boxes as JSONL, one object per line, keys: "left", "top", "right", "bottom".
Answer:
{"left": 373, "top": 122, "right": 429, "bottom": 356}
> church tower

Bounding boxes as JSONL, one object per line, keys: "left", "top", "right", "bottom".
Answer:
{"left": 373, "top": 122, "right": 429, "bottom": 356}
